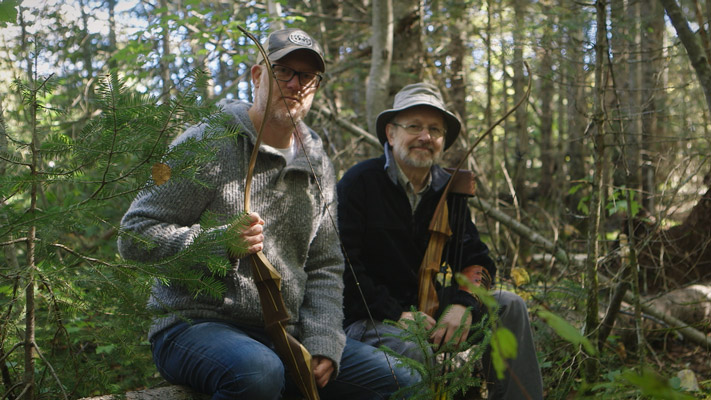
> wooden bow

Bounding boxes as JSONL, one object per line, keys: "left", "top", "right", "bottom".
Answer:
{"left": 417, "top": 61, "right": 532, "bottom": 324}
{"left": 238, "top": 26, "right": 320, "bottom": 400}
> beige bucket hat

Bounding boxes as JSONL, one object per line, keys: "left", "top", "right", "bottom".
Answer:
{"left": 375, "top": 83, "right": 461, "bottom": 150}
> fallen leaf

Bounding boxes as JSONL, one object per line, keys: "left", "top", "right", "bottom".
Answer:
{"left": 152, "top": 163, "right": 171, "bottom": 186}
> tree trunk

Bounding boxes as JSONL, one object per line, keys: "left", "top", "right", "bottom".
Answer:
{"left": 107, "top": 0, "right": 117, "bottom": 71}
{"left": 512, "top": 0, "right": 530, "bottom": 262}
{"left": 366, "top": 0, "right": 393, "bottom": 135}
{"left": 1, "top": 93, "right": 21, "bottom": 398}
{"left": 640, "top": 1, "right": 664, "bottom": 215}
{"left": 486, "top": 0, "right": 501, "bottom": 253}
{"left": 79, "top": 0, "right": 94, "bottom": 78}
{"left": 448, "top": 14, "right": 467, "bottom": 136}
{"left": 555, "top": 20, "right": 568, "bottom": 232}
{"left": 609, "top": 0, "right": 640, "bottom": 191}
{"left": 498, "top": 3, "right": 514, "bottom": 274}
{"left": 626, "top": 0, "right": 643, "bottom": 192}
{"left": 392, "top": 0, "right": 423, "bottom": 87}
{"left": 583, "top": 0, "right": 608, "bottom": 384}
{"left": 660, "top": 0, "right": 711, "bottom": 116}
{"left": 24, "top": 78, "right": 44, "bottom": 400}
{"left": 159, "top": 0, "right": 172, "bottom": 99}
{"left": 537, "top": 3, "right": 555, "bottom": 202}
{"left": 266, "top": 0, "right": 284, "bottom": 30}
{"left": 564, "top": 5, "right": 589, "bottom": 230}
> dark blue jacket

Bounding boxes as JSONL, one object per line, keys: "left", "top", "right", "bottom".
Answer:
{"left": 337, "top": 153, "right": 496, "bottom": 326}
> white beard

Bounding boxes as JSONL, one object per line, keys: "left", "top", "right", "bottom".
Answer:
{"left": 394, "top": 145, "right": 437, "bottom": 169}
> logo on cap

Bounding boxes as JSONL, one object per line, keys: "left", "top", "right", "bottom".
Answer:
{"left": 288, "top": 31, "right": 313, "bottom": 48}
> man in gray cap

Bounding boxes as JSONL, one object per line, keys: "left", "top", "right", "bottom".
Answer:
{"left": 337, "top": 82, "right": 544, "bottom": 399}
{"left": 119, "top": 28, "right": 418, "bottom": 399}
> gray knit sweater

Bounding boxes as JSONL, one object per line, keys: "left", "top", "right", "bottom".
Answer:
{"left": 118, "top": 99, "right": 346, "bottom": 371}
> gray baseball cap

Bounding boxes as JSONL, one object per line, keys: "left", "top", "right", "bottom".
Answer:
{"left": 376, "top": 83, "right": 461, "bottom": 150}
{"left": 256, "top": 28, "right": 325, "bottom": 72}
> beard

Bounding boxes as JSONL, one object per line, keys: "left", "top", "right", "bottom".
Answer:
{"left": 394, "top": 143, "right": 439, "bottom": 169}
{"left": 253, "top": 91, "right": 310, "bottom": 127}
{"left": 273, "top": 97, "right": 308, "bottom": 123}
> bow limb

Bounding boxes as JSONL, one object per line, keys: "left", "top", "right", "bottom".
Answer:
{"left": 239, "top": 26, "right": 272, "bottom": 213}
{"left": 251, "top": 251, "right": 319, "bottom": 399}
{"left": 238, "top": 26, "right": 320, "bottom": 400}
{"left": 417, "top": 194, "right": 452, "bottom": 316}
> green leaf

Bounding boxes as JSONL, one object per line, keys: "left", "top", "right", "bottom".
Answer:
{"left": 607, "top": 199, "right": 628, "bottom": 216}
{"left": 621, "top": 368, "right": 695, "bottom": 400}
{"left": 490, "top": 327, "right": 517, "bottom": 380}
{"left": 568, "top": 183, "right": 583, "bottom": 195}
{"left": 537, "top": 309, "right": 596, "bottom": 355}
{"left": 0, "top": 0, "right": 19, "bottom": 27}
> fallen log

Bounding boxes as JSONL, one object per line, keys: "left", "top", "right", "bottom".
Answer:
{"left": 475, "top": 196, "right": 711, "bottom": 348}
{"left": 643, "top": 284, "right": 711, "bottom": 334}
{"left": 79, "top": 385, "right": 209, "bottom": 400}
{"left": 79, "top": 384, "right": 306, "bottom": 399}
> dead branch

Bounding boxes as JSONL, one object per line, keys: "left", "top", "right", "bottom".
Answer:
{"left": 471, "top": 196, "right": 711, "bottom": 348}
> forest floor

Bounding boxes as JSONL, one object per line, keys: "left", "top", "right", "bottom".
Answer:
{"left": 661, "top": 340, "right": 711, "bottom": 387}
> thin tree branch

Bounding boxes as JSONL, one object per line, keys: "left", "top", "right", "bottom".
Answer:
{"left": 31, "top": 341, "right": 68, "bottom": 400}
{"left": 312, "top": 102, "right": 382, "bottom": 148}
{"left": 471, "top": 195, "right": 711, "bottom": 348}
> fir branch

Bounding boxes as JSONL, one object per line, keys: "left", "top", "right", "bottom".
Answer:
{"left": 383, "top": 306, "right": 494, "bottom": 400}
{"left": 49, "top": 243, "right": 114, "bottom": 268}
{"left": 0, "top": 237, "right": 28, "bottom": 247}
{"left": 77, "top": 69, "right": 229, "bottom": 203}
{"left": 30, "top": 340, "right": 69, "bottom": 400}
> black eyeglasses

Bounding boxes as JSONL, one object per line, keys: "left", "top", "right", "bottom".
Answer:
{"left": 390, "top": 122, "right": 446, "bottom": 138}
{"left": 270, "top": 64, "right": 323, "bottom": 88}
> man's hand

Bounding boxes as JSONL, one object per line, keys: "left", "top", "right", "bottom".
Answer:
{"left": 398, "top": 310, "right": 437, "bottom": 331}
{"left": 431, "top": 304, "right": 472, "bottom": 349}
{"left": 227, "top": 212, "right": 265, "bottom": 260}
{"left": 460, "top": 265, "right": 492, "bottom": 291}
{"left": 311, "top": 356, "right": 334, "bottom": 388}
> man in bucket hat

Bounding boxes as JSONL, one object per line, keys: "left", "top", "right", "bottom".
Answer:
{"left": 119, "top": 28, "right": 419, "bottom": 399}
{"left": 337, "top": 83, "right": 544, "bottom": 399}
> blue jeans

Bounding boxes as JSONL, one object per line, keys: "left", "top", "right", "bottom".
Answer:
{"left": 150, "top": 319, "right": 420, "bottom": 400}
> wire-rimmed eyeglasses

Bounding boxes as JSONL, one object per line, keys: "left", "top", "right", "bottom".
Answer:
{"left": 390, "top": 122, "right": 446, "bottom": 138}
{"left": 271, "top": 64, "right": 323, "bottom": 88}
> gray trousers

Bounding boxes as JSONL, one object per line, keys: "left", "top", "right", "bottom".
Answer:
{"left": 344, "top": 290, "right": 543, "bottom": 400}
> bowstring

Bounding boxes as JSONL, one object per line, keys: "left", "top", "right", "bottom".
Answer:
{"left": 239, "top": 27, "right": 402, "bottom": 391}
{"left": 275, "top": 76, "right": 403, "bottom": 394}
{"left": 438, "top": 189, "right": 472, "bottom": 397}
